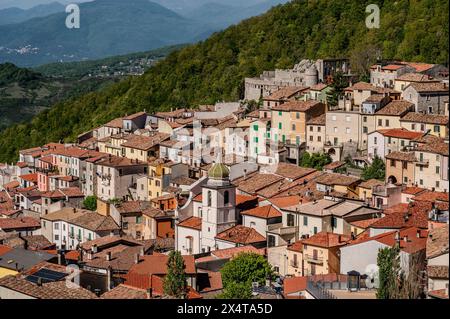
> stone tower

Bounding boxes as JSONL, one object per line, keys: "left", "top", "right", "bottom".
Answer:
{"left": 200, "top": 160, "right": 237, "bottom": 252}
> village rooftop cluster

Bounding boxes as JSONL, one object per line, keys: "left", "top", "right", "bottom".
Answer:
{"left": 0, "top": 58, "right": 448, "bottom": 299}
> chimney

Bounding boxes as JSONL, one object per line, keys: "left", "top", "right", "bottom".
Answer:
{"left": 140, "top": 247, "right": 145, "bottom": 256}
{"left": 135, "top": 253, "right": 140, "bottom": 264}
{"left": 243, "top": 169, "right": 247, "bottom": 180}
{"left": 416, "top": 230, "right": 420, "bottom": 238}
{"left": 403, "top": 235, "right": 408, "bottom": 242}
{"left": 37, "top": 277, "right": 43, "bottom": 287}
{"left": 92, "top": 244, "right": 98, "bottom": 254}
{"left": 395, "top": 231, "right": 400, "bottom": 243}
{"left": 106, "top": 251, "right": 112, "bottom": 261}
{"left": 57, "top": 251, "right": 62, "bottom": 265}
{"left": 147, "top": 288, "right": 153, "bottom": 299}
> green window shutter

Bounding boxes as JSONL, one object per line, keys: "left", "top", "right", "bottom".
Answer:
{"left": 278, "top": 111, "right": 282, "bottom": 116}
{"left": 255, "top": 147, "right": 258, "bottom": 154}
{"left": 253, "top": 125, "right": 259, "bottom": 131}
{"left": 282, "top": 135, "right": 286, "bottom": 143}
{"left": 278, "top": 123, "right": 282, "bottom": 129}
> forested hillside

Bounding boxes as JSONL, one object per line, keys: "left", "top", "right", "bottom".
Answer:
{"left": 0, "top": 0, "right": 447, "bottom": 162}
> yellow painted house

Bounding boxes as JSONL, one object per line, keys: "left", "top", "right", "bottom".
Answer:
{"left": 400, "top": 112, "right": 448, "bottom": 138}
{"left": 121, "top": 133, "right": 170, "bottom": 162}
{"left": 271, "top": 100, "right": 325, "bottom": 146}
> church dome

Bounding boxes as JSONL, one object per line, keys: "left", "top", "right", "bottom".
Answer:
{"left": 208, "top": 163, "right": 230, "bottom": 180}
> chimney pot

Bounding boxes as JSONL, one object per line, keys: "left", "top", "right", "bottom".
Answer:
{"left": 106, "top": 251, "right": 112, "bottom": 261}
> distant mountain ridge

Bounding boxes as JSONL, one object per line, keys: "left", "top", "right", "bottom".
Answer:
{"left": 0, "top": 2, "right": 65, "bottom": 25}
{"left": 0, "top": 0, "right": 211, "bottom": 66}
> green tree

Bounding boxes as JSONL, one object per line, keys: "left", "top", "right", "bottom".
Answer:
{"left": 219, "top": 253, "right": 273, "bottom": 299}
{"left": 217, "top": 282, "right": 252, "bottom": 299}
{"left": 299, "top": 152, "right": 332, "bottom": 170}
{"left": 326, "top": 71, "right": 349, "bottom": 107}
{"left": 362, "top": 156, "right": 385, "bottom": 181}
{"left": 377, "top": 246, "right": 401, "bottom": 299}
{"left": 163, "top": 250, "right": 187, "bottom": 298}
{"left": 82, "top": 195, "right": 97, "bottom": 211}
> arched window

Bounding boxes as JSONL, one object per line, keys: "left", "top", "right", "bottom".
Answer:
{"left": 207, "top": 191, "right": 212, "bottom": 206}
{"left": 224, "top": 190, "right": 229, "bottom": 205}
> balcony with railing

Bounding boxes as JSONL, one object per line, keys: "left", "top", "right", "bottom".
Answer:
{"left": 304, "top": 254, "right": 324, "bottom": 264}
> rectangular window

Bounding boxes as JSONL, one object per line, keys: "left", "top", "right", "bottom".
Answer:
{"left": 374, "top": 137, "right": 377, "bottom": 144}
{"left": 318, "top": 136, "right": 322, "bottom": 142}
{"left": 310, "top": 126, "right": 313, "bottom": 132}
{"left": 363, "top": 116, "right": 367, "bottom": 123}
{"left": 309, "top": 136, "right": 313, "bottom": 141}
{"left": 378, "top": 119, "right": 382, "bottom": 126}
{"left": 317, "top": 127, "right": 321, "bottom": 132}
{"left": 411, "top": 124, "right": 416, "bottom": 130}
{"left": 278, "top": 111, "right": 282, "bottom": 116}
{"left": 278, "top": 123, "right": 282, "bottom": 130}
{"left": 253, "top": 124, "right": 258, "bottom": 131}
{"left": 390, "top": 159, "right": 396, "bottom": 167}
{"left": 287, "top": 214, "right": 295, "bottom": 227}
{"left": 434, "top": 125, "right": 440, "bottom": 133}
{"left": 346, "top": 116, "right": 351, "bottom": 122}
{"left": 303, "top": 216, "right": 308, "bottom": 226}
{"left": 385, "top": 119, "right": 389, "bottom": 127}
{"left": 333, "top": 127, "right": 338, "bottom": 133}
{"left": 346, "top": 128, "right": 350, "bottom": 134}
{"left": 363, "top": 126, "right": 368, "bottom": 133}
{"left": 292, "top": 124, "right": 296, "bottom": 131}
{"left": 296, "top": 112, "right": 300, "bottom": 119}
{"left": 436, "top": 166, "right": 440, "bottom": 174}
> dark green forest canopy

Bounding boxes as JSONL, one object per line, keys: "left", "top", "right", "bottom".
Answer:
{"left": 0, "top": 0, "right": 448, "bottom": 162}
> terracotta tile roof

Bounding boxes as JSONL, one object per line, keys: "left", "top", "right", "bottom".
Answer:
{"left": 376, "top": 227, "right": 428, "bottom": 254}
{"left": 409, "top": 82, "right": 449, "bottom": 93}
{"left": 345, "top": 82, "right": 378, "bottom": 92}
{"left": 178, "top": 216, "right": 202, "bottom": 231}
{"left": 302, "top": 232, "right": 351, "bottom": 248}
{"left": 241, "top": 205, "right": 282, "bottom": 219}
{"left": 403, "top": 62, "right": 436, "bottom": 73}
{"left": 70, "top": 213, "right": 120, "bottom": 232}
{"left": 385, "top": 151, "right": 416, "bottom": 162}
{"left": 414, "top": 139, "right": 449, "bottom": 156}
{"left": 114, "top": 201, "right": 151, "bottom": 214}
{"left": 306, "top": 113, "right": 326, "bottom": 125}
{"left": 347, "top": 227, "right": 428, "bottom": 254}
{"left": 371, "top": 201, "right": 431, "bottom": 229}
{"left": 16, "top": 162, "right": 28, "bottom": 168}
{"left": 104, "top": 117, "right": 123, "bottom": 128}
{"left": 395, "top": 73, "right": 435, "bottom": 82}
{"left": 349, "top": 218, "right": 380, "bottom": 229}
{"left": 79, "top": 235, "right": 142, "bottom": 251}
{"left": 315, "top": 173, "right": 360, "bottom": 186}
{"left": 383, "top": 203, "right": 409, "bottom": 215}
{"left": 215, "top": 225, "right": 266, "bottom": 245}
{"left": 269, "top": 195, "right": 302, "bottom": 208}
{"left": 323, "top": 161, "right": 345, "bottom": 171}
{"left": 235, "top": 194, "right": 259, "bottom": 207}
{"left": 375, "top": 100, "right": 414, "bottom": 116}
{"left": 2, "top": 180, "right": 20, "bottom": 190}
{"left": 0, "top": 275, "right": 98, "bottom": 299}
{"left": 197, "top": 271, "right": 223, "bottom": 293}
{"left": 402, "top": 187, "right": 427, "bottom": 195}
{"left": 22, "top": 235, "right": 53, "bottom": 250}
{"left": 235, "top": 173, "right": 283, "bottom": 195}
{"left": 212, "top": 245, "right": 264, "bottom": 260}
{"left": 101, "top": 284, "right": 148, "bottom": 299}
{"left": 376, "top": 128, "right": 423, "bottom": 139}
{"left": 381, "top": 64, "right": 405, "bottom": 71}
{"left": 264, "top": 86, "right": 306, "bottom": 100}
{"left": 358, "top": 179, "right": 384, "bottom": 189}
{"left": 272, "top": 100, "right": 323, "bottom": 112}
{"left": 426, "top": 225, "right": 449, "bottom": 259}
{"left": 123, "top": 112, "right": 147, "bottom": 120}
{"left": 413, "top": 191, "right": 449, "bottom": 203}
{"left": 283, "top": 276, "right": 308, "bottom": 295}
{"left": 96, "top": 155, "right": 147, "bottom": 168}
{"left": 270, "top": 163, "right": 317, "bottom": 180}
{"left": 0, "top": 217, "right": 40, "bottom": 231}
{"left": 287, "top": 240, "right": 303, "bottom": 252}
{"left": 125, "top": 255, "right": 196, "bottom": 288}
{"left": 121, "top": 133, "right": 170, "bottom": 151}
{"left": 19, "top": 173, "right": 38, "bottom": 183}
{"left": 400, "top": 112, "right": 449, "bottom": 125}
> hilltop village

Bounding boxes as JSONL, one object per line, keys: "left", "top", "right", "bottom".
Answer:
{"left": 0, "top": 59, "right": 448, "bottom": 299}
